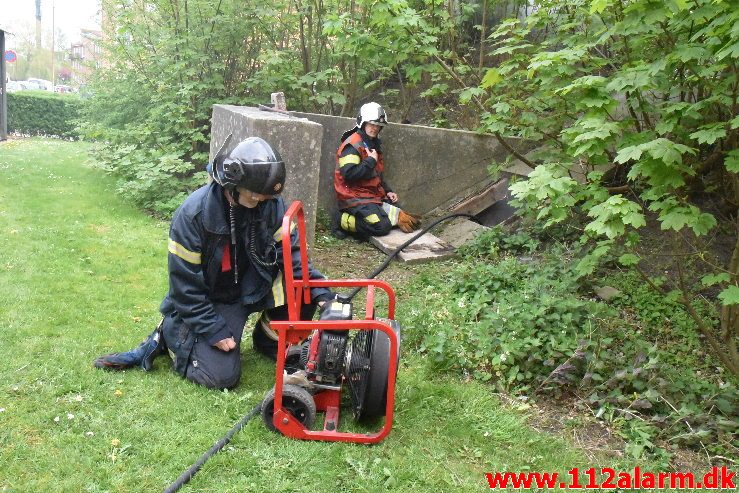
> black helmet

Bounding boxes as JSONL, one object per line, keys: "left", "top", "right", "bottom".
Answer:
{"left": 211, "top": 137, "right": 286, "bottom": 195}
{"left": 355, "top": 102, "right": 388, "bottom": 129}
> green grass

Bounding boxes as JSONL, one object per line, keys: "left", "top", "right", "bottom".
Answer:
{"left": 1, "top": 138, "right": 638, "bottom": 492}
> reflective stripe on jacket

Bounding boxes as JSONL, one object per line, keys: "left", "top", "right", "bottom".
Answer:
{"left": 159, "top": 182, "right": 331, "bottom": 347}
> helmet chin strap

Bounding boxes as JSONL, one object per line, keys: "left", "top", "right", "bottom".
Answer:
{"left": 229, "top": 202, "right": 239, "bottom": 284}
{"left": 223, "top": 189, "right": 240, "bottom": 284}
{"left": 225, "top": 188, "right": 239, "bottom": 206}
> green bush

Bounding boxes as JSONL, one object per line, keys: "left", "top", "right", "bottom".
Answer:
{"left": 407, "top": 256, "right": 601, "bottom": 391}
{"left": 8, "top": 91, "right": 82, "bottom": 139}
{"left": 403, "top": 228, "right": 737, "bottom": 461}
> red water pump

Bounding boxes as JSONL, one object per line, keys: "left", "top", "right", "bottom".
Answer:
{"left": 261, "top": 201, "right": 400, "bottom": 444}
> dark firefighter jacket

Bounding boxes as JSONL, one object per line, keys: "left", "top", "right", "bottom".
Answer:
{"left": 159, "top": 181, "right": 331, "bottom": 375}
{"left": 334, "top": 129, "right": 393, "bottom": 209}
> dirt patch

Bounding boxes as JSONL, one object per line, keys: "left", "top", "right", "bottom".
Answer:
{"left": 500, "top": 394, "right": 716, "bottom": 472}
{"left": 311, "top": 227, "right": 428, "bottom": 287}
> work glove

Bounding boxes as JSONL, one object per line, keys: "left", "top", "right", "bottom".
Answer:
{"left": 382, "top": 202, "right": 422, "bottom": 233}
{"left": 397, "top": 210, "right": 422, "bottom": 233}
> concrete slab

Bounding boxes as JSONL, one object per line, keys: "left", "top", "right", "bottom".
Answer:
{"left": 437, "top": 217, "right": 490, "bottom": 248}
{"left": 370, "top": 229, "right": 456, "bottom": 264}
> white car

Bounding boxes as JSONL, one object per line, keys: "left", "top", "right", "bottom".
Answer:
{"left": 5, "top": 81, "right": 22, "bottom": 92}
{"left": 26, "top": 78, "right": 53, "bottom": 91}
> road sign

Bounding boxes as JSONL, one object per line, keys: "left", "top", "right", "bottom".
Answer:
{"left": 3, "top": 50, "right": 17, "bottom": 63}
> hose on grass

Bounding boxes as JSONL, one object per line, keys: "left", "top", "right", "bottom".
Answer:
{"left": 163, "top": 404, "right": 262, "bottom": 493}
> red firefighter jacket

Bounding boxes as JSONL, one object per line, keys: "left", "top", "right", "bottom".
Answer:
{"left": 334, "top": 130, "right": 392, "bottom": 209}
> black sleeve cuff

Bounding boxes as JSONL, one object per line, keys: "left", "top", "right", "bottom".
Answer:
{"left": 312, "top": 290, "right": 335, "bottom": 303}
{"left": 207, "top": 327, "right": 232, "bottom": 346}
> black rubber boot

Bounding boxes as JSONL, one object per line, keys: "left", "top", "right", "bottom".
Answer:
{"left": 94, "top": 325, "right": 166, "bottom": 371}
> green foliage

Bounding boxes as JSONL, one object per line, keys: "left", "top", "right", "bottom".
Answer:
{"left": 83, "top": 0, "right": 348, "bottom": 215}
{"left": 477, "top": 0, "right": 739, "bottom": 376}
{"left": 409, "top": 234, "right": 603, "bottom": 393}
{"left": 591, "top": 272, "right": 738, "bottom": 457}
{"left": 7, "top": 91, "right": 82, "bottom": 139}
{"left": 404, "top": 229, "right": 738, "bottom": 460}
{"left": 490, "top": 0, "right": 737, "bottom": 230}
{"left": 458, "top": 225, "right": 540, "bottom": 257}
{"left": 84, "top": 0, "right": 474, "bottom": 216}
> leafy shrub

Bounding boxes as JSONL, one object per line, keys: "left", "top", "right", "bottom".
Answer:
{"left": 88, "top": 143, "right": 207, "bottom": 217}
{"left": 486, "top": 0, "right": 739, "bottom": 377}
{"left": 458, "top": 226, "right": 540, "bottom": 258}
{"left": 7, "top": 91, "right": 82, "bottom": 139}
{"left": 406, "top": 253, "right": 603, "bottom": 392}
{"left": 403, "top": 228, "right": 737, "bottom": 460}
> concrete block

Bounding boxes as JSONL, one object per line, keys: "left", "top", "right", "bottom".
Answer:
{"left": 438, "top": 217, "right": 490, "bottom": 248}
{"left": 292, "top": 111, "right": 537, "bottom": 219}
{"left": 210, "top": 105, "right": 323, "bottom": 246}
{"left": 271, "top": 92, "right": 286, "bottom": 111}
{"left": 369, "top": 229, "right": 456, "bottom": 264}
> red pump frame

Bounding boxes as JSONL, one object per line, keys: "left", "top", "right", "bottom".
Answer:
{"left": 268, "top": 201, "right": 399, "bottom": 443}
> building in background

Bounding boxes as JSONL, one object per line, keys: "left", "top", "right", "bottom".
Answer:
{"left": 69, "top": 28, "right": 102, "bottom": 85}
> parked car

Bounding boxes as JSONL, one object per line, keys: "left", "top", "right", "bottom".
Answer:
{"left": 5, "top": 81, "right": 22, "bottom": 92}
{"left": 20, "top": 80, "right": 41, "bottom": 91}
{"left": 54, "top": 85, "right": 74, "bottom": 94}
{"left": 26, "top": 78, "right": 53, "bottom": 92}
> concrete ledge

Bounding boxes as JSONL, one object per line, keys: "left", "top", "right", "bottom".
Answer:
{"left": 370, "top": 229, "right": 456, "bottom": 264}
{"left": 210, "top": 105, "right": 323, "bottom": 245}
{"left": 450, "top": 177, "right": 510, "bottom": 216}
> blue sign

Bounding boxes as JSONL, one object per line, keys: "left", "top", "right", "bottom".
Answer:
{"left": 3, "top": 50, "right": 17, "bottom": 63}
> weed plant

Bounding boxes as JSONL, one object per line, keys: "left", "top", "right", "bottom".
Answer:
{"left": 403, "top": 225, "right": 738, "bottom": 464}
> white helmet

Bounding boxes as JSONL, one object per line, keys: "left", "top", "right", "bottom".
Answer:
{"left": 356, "top": 102, "right": 388, "bottom": 129}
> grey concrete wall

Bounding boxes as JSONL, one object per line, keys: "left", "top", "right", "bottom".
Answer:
{"left": 209, "top": 105, "right": 323, "bottom": 245}
{"left": 292, "top": 111, "right": 534, "bottom": 218}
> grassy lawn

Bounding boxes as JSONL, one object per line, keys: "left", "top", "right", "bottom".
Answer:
{"left": 1, "top": 137, "right": 649, "bottom": 492}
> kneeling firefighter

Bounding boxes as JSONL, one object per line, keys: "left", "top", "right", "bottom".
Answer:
{"left": 94, "top": 137, "right": 333, "bottom": 389}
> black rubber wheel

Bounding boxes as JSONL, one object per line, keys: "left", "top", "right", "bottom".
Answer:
{"left": 261, "top": 384, "right": 316, "bottom": 433}
{"left": 360, "top": 329, "right": 390, "bottom": 419}
{"left": 347, "top": 320, "right": 400, "bottom": 421}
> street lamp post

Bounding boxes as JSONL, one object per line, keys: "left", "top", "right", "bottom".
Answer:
{"left": 51, "top": 1, "right": 55, "bottom": 88}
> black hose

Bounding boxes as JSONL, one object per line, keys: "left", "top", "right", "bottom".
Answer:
{"left": 338, "top": 213, "right": 478, "bottom": 303}
{"left": 163, "top": 404, "right": 262, "bottom": 493}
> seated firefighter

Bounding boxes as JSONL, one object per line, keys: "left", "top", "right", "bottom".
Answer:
{"left": 333, "top": 102, "right": 420, "bottom": 239}
{"left": 94, "top": 137, "right": 334, "bottom": 389}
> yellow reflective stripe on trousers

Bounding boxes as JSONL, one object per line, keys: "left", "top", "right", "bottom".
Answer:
{"left": 381, "top": 202, "right": 400, "bottom": 226}
{"left": 364, "top": 213, "right": 380, "bottom": 224}
{"left": 168, "top": 238, "right": 201, "bottom": 264}
{"left": 340, "top": 212, "right": 356, "bottom": 232}
{"left": 338, "top": 154, "right": 361, "bottom": 167}
{"left": 273, "top": 221, "right": 296, "bottom": 241}
{"left": 272, "top": 274, "right": 285, "bottom": 307}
